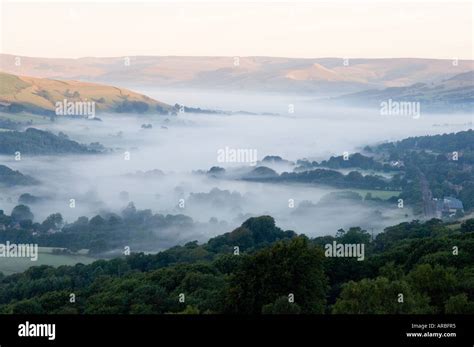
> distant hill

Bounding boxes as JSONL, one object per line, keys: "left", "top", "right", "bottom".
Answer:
{"left": 331, "top": 71, "right": 474, "bottom": 112}
{"left": 0, "top": 128, "right": 104, "bottom": 155}
{"left": 0, "top": 72, "right": 175, "bottom": 116}
{"left": 0, "top": 165, "right": 37, "bottom": 186}
{"left": 374, "top": 129, "right": 474, "bottom": 153}
{"left": 1, "top": 54, "right": 473, "bottom": 95}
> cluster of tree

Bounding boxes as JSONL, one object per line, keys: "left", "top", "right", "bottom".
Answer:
{"left": 375, "top": 131, "right": 474, "bottom": 213}
{"left": 0, "top": 102, "right": 55, "bottom": 116}
{"left": 0, "top": 215, "right": 472, "bottom": 314}
{"left": 0, "top": 203, "right": 201, "bottom": 254}
{"left": 248, "top": 168, "right": 397, "bottom": 191}
{"left": 18, "top": 193, "right": 43, "bottom": 204}
{"left": 296, "top": 153, "right": 394, "bottom": 172}
{"left": 0, "top": 128, "right": 103, "bottom": 155}
{"left": 374, "top": 130, "right": 474, "bottom": 155}
{"left": 261, "top": 155, "right": 294, "bottom": 166}
{"left": 188, "top": 188, "right": 243, "bottom": 211}
{"left": 115, "top": 100, "right": 176, "bottom": 115}
{"left": 0, "top": 118, "right": 24, "bottom": 131}
{"left": 243, "top": 166, "right": 279, "bottom": 179}
{"left": 0, "top": 165, "right": 38, "bottom": 187}
{"left": 174, "top": 104, "right": 220, "bottom": 115}
{"left": 115, "top": 100, "right": 150, "bottom": 114}
{"left": 275, "top": 130, "right": 473, "bottom": 215}
{"left": 327, "top": 219, "right": 474, "bottom": 314}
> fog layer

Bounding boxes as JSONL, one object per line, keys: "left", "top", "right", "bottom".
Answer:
{"left": 1, "top": 90, "right": 471, "bottom": 246}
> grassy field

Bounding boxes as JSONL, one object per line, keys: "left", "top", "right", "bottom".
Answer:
{"left": 0, "top": 112, "right": 49, "bottom": 123}
{"left": 351, "top": 189, "right": 401, "bottom": 200}
{"left": 0, "top": 71, "right": 173, "bottom": 114}
{"left": 0, "top": 247, "right": 96, "bottom": 276}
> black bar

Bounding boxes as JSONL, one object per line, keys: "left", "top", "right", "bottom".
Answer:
{"left": 0, "top": 315, "right": 472, "bottom": 346}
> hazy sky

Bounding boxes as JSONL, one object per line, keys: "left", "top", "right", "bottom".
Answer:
{"left": 0, "top": 0, "right": 472, "bottom": 59}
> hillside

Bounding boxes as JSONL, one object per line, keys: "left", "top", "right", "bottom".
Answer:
{"left": 1, "top": 54, "right": 473, "bottom": 94}
{"left": 0, "top": 128, "right": 104, "bottom": 155}
{"left": 332, "top": 71, "right": 474, "bottom": 112}
{"left": 0, "top": 72, "right": 175, "bottom": 116}
{"left": 0, "top": 165, "right": 38, "bottom": 186}
{"left": 227, "top": 130, "right": 474, "bottom": 215}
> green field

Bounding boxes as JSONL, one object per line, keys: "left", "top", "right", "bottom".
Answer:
{"left": 351, "top": 189, "right": 401, "bottom": 200}
{"left": 0, "top": 112, "right": 50, "bottom": 124}
{"left": 0, "top": 247, "right": 96, "bottom": 276}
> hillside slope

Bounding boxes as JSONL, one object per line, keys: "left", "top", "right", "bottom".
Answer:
{"left": 331, "top": 71, "right": 474, "bottom": 112}
{"left": 0, "top": 128, "right": 105, "bottom": 155}
{"left": 0, "top": 165, "right": 38, "bottom": 186}
{"left": 0, "top": 72, "right": 175, "bottom": 116}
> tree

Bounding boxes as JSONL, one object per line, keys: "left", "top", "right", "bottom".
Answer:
{"left": 262, "top": 296, "right": 302, "bottom": 314}
{"left": 407, "top": 264, "right": 457, "bottom": 311}
{"left": 332, "top": 277, "right": 433, "bottom": 314}
{"left": 11, "top": 204, "right": 34, "bottom": 222}
{"left": 89, "top": 215, "right": 105, "bottom": 228}
{"left": 177, "top": 305, "right": 200, "bottom": 314}
{"left": 444, "top": 294, "right": 474, "bottom": 314}
{"left": 40, "top": 213, "right": 63, "bottom": 232}
{"left": 206, "top": 216, "right": 294, "bottom": 253}
{"left": 225, "top": 236, "right": 327, "bottom": 314}
{"left": 10, "top": 299, "right": 44, "bottom": 314}
{"left": 460, "top": 219, "right": 474, "bottom": 233}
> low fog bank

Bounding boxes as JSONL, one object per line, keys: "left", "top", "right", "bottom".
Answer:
{"left": 30, "top": 107, "right": 473, "bottom": 172}
{"left": 0, "top": 91, "right": 472, "bottom": 248}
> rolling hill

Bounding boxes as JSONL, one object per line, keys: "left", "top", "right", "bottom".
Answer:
{"left": 332, "top": 71, "right": 474, "bottom": 112}
{"left": 0, "top": 72, "right": 175, "bottom": 116}
{"left": 1, "top": 54, "right": 473, "bottom": 95}
{"left": 0, "top": 165, "right": 38, "bottom": 187}
{"left": 0, "top": 128, "right": 105, "bottom": 155}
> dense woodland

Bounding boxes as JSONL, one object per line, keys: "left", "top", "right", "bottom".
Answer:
{"left": 0, "top": 203, "right": 196, "bottom": 254}
{"left": 372, "top": 130, "right": 474, "bottom": 212}
{"left": 0, "top": 128, "right": 104, "bottom": 155}
{"left": 0, "top": 215, "right": 472, "bottom": 314}
{"left": 0, "top": 165, "right": 38, "bottom": 187}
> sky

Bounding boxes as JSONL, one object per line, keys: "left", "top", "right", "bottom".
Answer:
{"left": 0, "top": 0, "right": 472, "bottom": 59}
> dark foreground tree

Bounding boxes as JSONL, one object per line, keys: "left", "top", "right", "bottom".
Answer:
{"left": 225, "top": 236, "right": 327, "bottom": 314}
